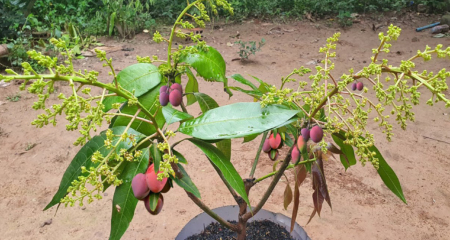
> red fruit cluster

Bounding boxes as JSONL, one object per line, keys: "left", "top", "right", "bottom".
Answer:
{"left": 131, "top": 163, "right": 170, "bottom": 215}
{"left": 263, "top": 133, "right": 282, "bottom": 161}
{"left": 159, "top": 83, "right": 183, "bottom": 107}
{"left": 351, "top": 82, "right": 364, "bottom": 91}
{"left": 291, "top": 126, "right": 324, "bottom": 162}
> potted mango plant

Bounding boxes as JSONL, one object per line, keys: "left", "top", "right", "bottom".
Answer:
{"left": 1, "top": 1, "right": 450, "bottom": 239}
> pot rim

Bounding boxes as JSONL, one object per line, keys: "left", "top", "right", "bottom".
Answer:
{"left": 175, "top": 205, "right": 311, "bottom": 240}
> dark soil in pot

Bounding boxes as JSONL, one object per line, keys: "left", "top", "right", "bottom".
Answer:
{"left": 185, "top": 220, "right": 295, "bottom": 240}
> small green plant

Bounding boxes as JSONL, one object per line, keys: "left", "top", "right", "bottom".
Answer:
{"left": 25, "top": 142, "right": 37, "bottom": 151}
{"left": 235, "top": 38, "right": 266, "bottom": 60}
{"left": 61, "top": 22, "right": 103, "bottom": 56}
{"left": 337, "top": 11, "right": 353, "bottom": 27}
{"left": 6, "top": 92, "right": 21, "bottom": 102}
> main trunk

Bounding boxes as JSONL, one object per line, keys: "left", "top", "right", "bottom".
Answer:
{"left": 236, "top": 220, "right": 247, "bottom": 240}
{"left": 235, "top": 179, "right": 254, "bottom": 240}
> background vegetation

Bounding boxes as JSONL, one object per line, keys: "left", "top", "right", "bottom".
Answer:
{"left": 1, "top": 0, "right": 449, "bottom": 70}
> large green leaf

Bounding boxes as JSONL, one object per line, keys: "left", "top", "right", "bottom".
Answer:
{"left": 109, "top": 148, "right": 149, "bottom": 240}
{"left": 370, "top": 145, "right": 407, "bottom": 204}
{"left": 187, "top": 138, "right": 249, "bottom": 206}
{"left": 178, "top": 102, "right": 299, "bottom": 140}
{"left": 191, "top": 93, "right": 230, "bottom": 160}
{"left": 243, "top": 133, "right": 260, "bottom": 143}
{"left": 173, "top": 149, "right": 188, "bottom": 164}
{"left": 162, "top": 106, "right": 193, "bottom": 125}
{"left": 110, "top": 82, "right": 165, "bottom": 136}
{"left": 103, "top": 63, "right": 162, "bottom": 112}
{"left": 331, "top": 133, "right": 356, "bottom": 170}
{"left": 194, "top": 92, "right": 219, "bottom": 114}
{"left": 216, "top": 139, "right": 231, "bottom": 161}
{"left": 179, "top": 45, "right": 232, "bottom": 97}
{"left": 340, "top": 131, "right": 406, "bottom": 204}
{"left": 227, "top": 86, "right": 263, "bottom": 99}
{"left": 230, "top": 74, "right": 258, "bottom": 90}
{"left": 44, "top": 127, "right": 145, "bottom": 210}
{"left": 185, "top": 68, "right": 199, "bottom": 106}
{"left": 150, "top": 142, "right": 161, "bottom": 172}
{"left": 170, "top": 161, "right": 201, "bottom": 198}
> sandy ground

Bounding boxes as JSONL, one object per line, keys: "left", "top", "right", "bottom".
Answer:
{"left": 1, "top": 14, "right": 450, "bottom": 240}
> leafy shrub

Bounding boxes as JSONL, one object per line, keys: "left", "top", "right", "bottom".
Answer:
{"left": 1, "top": 1, "right": 450, "bottom": 240}
{"left": 0, "top": 0, "right": 27, "bottom": 39}
{"left": 235, "top": 38, "right": 266, "bottom": 60}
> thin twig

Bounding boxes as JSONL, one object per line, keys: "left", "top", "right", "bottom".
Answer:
{"left": 105, "top": 113, "right": 153, "bottom": 125}
{"left": 249, "top": 131, "right": 268, "bottom": 178}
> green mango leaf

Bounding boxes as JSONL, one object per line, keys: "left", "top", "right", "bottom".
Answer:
{"left": 331, "top": 133, "right": 356, "bottom": 170}
{"left": 284, "top": 134, "right": 294, "bottom": 147}
{"left": 110, "top": 82, "right": 165, "bottom": 136}
{"left": 187, "top": 138, "right": 249, "bottom": 206}
{"left": 185, "top": 68, "right": 199, "bottom": 106}
{"left": 227, "top": 86, "right": 263, "bottom": 99}
{"left": 103, "top": 63, "right": 162, "bottom": 112}
{"left": 243, "top": 133, "right": 260, "bottom": 143}
{"left": 250, "top": 75, "right": 264, "bottom": 85}
{"left": 339, "top": 131, "right": 406, "bottom": 204}
{"left": 44, "top": 127, "right": 145, "bottom": 211}
{"left": 194, "top": 92, "right": 219, "bottom": 114}
{"left": 272, "top": 118, "right": 298, "bottom": 130}
{"left": 370, "top": 145, "right": 407, "bottom": 204}
{"left": 162, "top": 106, "right": 194, "bottom": 125}
{"left": 170, "top": 162, "right": 201, "bottom": 198}
{"left": 179, "top": 45, "right": 232, "bottom": 97}
{"left": 179, "top": 103, "right": 299, "bottom": 140}
{"left": 150, "top": 142, "right": 161, "bottom": 172}
{"left": 173, "top": 149, "right": 188, "bottom": 164}
{"left": 193, "top": 93, "right": 230, "bottom": 161}
{"left": 109, "top": 147, "right": 149, "bottom": 240}
{"left": 286, "top": 124, "right": 298, "bottom": 140}
{"left": 216, "top": 139, "right": 231, "bottom": 161}
{"left": 148, "top": 192, "right": 160, "bottom": 211}
{"left": 175, "top": 74, "right": 181, "bottom": 84}
{"left": 230, "top": 74, "right": 258, "bottom": 90}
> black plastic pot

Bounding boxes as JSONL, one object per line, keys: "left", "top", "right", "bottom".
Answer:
{"left": 176, "top": 205, "right": 311, "bottom": 240}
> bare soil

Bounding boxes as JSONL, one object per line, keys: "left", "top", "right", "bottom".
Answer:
{"left": 1, "top": 15, "right": 450, "bottom": 240}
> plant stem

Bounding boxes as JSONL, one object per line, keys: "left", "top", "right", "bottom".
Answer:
{"left": 310, "top": 87, "right": 338, "bottom": 119}
{"left": 167, "top": 0, "right": 199, "bottom": 65}
{"left": 186, "top": 191, "right": 240, "bottom": 232}
{"left": 180, "top": 100, "right": 188, "bottom": 113}
{"left": 242, "top": 145, "right": 295, "bottom": 221}
{"left": 105, "top": 113, "right": 153, "bottom": 125}
{"left": 129, "top": 132, "right": 158, "bottom": 152}
{"left": 4, "top": 74, "right": 159, "bottom": 127}
{"left": 249, "top": 131, "right": 268, "bottom": 178}
{"left": 253, "top": 158, "right": 316, "bottom": 184}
